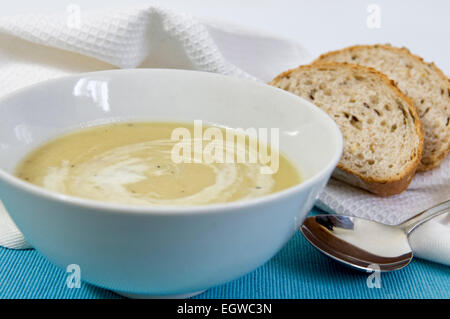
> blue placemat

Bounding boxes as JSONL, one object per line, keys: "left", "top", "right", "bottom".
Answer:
{"left": 0, "top": 208, "right": 449, "bottom": 299}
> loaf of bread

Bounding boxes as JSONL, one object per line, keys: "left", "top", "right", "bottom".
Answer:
{"left": 315, "top": 44, "right": 449, "bottom": 171}
{"left": 270, "top": 63, "right": 423, "bottom": 196}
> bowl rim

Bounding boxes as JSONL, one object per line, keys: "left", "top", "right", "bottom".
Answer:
{"left": 0, "top": 68, "right": 343, "bottom": 216}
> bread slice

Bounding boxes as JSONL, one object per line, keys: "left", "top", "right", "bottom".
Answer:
{"left": 270, "top": 63, "right": 423, "bottom": 196}
{"left": 314, "top": 44, "right": 449, "bottom": 171}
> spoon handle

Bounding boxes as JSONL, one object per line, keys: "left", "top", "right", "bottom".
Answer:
{"left": 400, "top": 199, "right": 450, "bottom": 235}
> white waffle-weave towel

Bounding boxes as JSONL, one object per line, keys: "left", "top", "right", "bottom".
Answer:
{"left": 0, "top": 5, "right": 448, "bottom": 266}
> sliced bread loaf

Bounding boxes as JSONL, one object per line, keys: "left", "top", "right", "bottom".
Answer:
{"left": 270, "top": 62, "right": 423, "bottom": 196}
{"left": 315, "top": 44, "right": 449, "bottom": 171}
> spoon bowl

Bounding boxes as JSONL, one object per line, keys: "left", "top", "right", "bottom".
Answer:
{"left": 301, "top": 215, "right": 413, "bottom": 271}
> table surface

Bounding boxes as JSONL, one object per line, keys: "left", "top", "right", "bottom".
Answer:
{"left": 1, "top": 208, "right": 449, "bottom": 299}
{"left": 0, "top": 1, "right": 449, "bottom": 299}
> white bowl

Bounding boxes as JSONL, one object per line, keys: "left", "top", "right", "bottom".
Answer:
{"left": 0, "top": 69, "right": 342, "bottom": 298}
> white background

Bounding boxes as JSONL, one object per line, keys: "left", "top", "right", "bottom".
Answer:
{"left": 1, "top": 0, "right": 449, "bottom": 74}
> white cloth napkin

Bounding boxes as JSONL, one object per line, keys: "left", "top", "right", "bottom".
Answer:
{"left": 0, "top": 5, "right": 448, "bottom": 267}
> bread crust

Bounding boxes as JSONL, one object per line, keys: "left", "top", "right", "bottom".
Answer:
{"left": 270, "top": 62, "right": 424, "bottom": 196}
{"left": 314, "top": 44, "right": 449, "bottom": 171}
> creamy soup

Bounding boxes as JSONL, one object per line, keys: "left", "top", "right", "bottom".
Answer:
{"left": 15, "top": 122, "right": 301, "bottom": 206}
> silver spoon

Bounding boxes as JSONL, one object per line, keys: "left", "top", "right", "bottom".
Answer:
{"left": 301, "top": 200, "right": 450, "bottom": 272}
